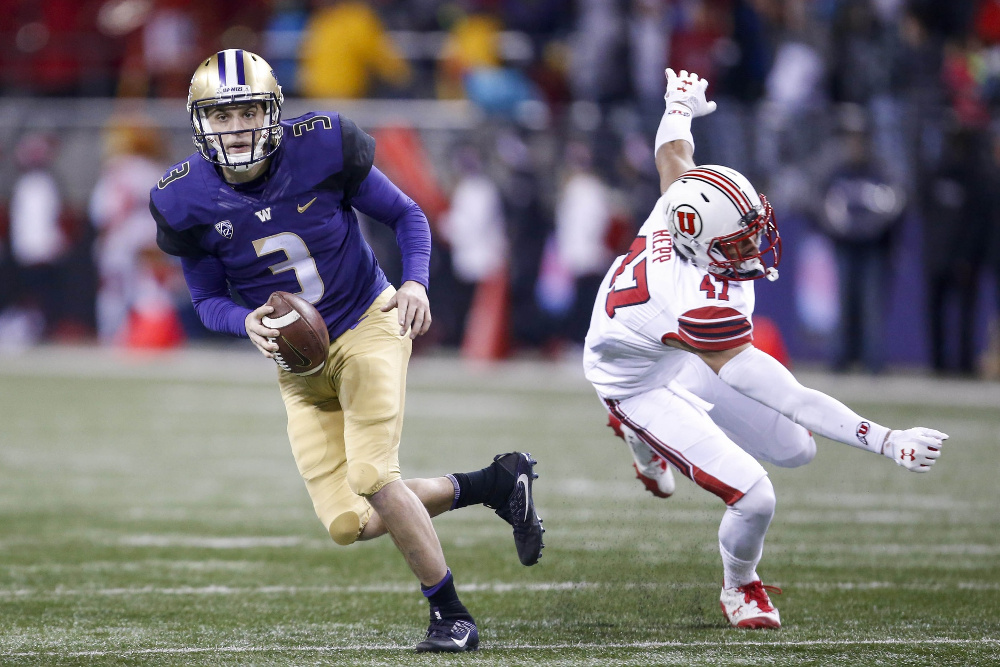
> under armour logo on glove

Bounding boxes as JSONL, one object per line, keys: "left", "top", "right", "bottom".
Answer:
{"left": 883, "top": 428, "right": 948, "bottom": 473}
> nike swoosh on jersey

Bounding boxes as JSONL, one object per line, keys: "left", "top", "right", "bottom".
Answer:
{"left": 452, "top": 630, "right": 471, "bottom": 648}
{"left": 297, "top": 197, "right": 318, "bottom": 213}
{"left": 516, "top": 473, "right": 530, "bottom": 521}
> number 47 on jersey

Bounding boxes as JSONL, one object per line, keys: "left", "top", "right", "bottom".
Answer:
{"left": 605, "top": 236, "right": 649, "bottom": 317}
{"left": 604, "top": 235, "right": 731, "bottom": 318}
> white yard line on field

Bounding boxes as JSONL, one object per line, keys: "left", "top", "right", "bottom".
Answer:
{"left": 4, "top": 637, "right": 1000, "bottom": 659}
{"left": 2, "top": 579, "right": 999, "bottom": 599}
{"left": 118, "top": 535, "right": 308, "bottom": 548}
{"left": 0, "top": 581, "right": 598, "bottom": 599}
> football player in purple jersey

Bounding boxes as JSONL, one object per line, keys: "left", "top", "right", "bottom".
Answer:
{"left": 149, "top": 50, "right": 544, "bottom": 652}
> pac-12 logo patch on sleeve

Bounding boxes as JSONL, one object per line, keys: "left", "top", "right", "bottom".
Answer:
{"left": 214, "top": 220, "right": 234, "bottom": 239}
{"left": 856, "top": 421, "right": 870, "bottom": 446}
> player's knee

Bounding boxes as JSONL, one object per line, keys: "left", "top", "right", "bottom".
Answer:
{"left": 328, "top": 510, "right": 363, "bottom": 546}
{"left": 735, "top": 476, "right": 776, "bottom": 523}
{"left": 347, "top": 461, "right": 386, "bottom": 497}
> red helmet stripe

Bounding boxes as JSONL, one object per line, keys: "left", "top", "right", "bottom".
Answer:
{"left": 685, "top": 168, "right": 752, "bottom": 214}
{"left": 682, "top": 173, "right": 748, "bottom": 214}
{"left": 690, "top": 167, "right": 754, "bottom": 210}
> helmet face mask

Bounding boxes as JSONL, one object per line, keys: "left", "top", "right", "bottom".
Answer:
{"left": 188, "top": 49, "right": 284, "bottom": 171}
{"left": 705, "top": 196, "right": 780, "bottom": 280}
{"left": 664, "top": 166, "right": 781, "bottom": 282}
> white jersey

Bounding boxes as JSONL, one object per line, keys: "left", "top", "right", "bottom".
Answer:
{"left": 583, "top": 194, "right": 756, "bottom": 399}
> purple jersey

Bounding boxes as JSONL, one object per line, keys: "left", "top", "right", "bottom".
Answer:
{"left": 150, "top": 112, "right": 430, "bottom": 340}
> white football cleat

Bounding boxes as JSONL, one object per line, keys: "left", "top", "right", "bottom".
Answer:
{"left": 720, "top": 581, "right": 781, "bottom": 629}
{"left": 632, "top": 459, "right": 675, "bottom": 499}
{"left": 607, "top": 414, "right": 675, "bottom": 498}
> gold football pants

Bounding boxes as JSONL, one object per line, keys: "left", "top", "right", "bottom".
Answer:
{"left": 277, "top": 287, "right": 410, "bottom": 545}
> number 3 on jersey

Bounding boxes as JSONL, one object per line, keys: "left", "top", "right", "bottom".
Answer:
{"left": 253, "top": 232, "right": 326, "bottom": 304}
{"left": 605, "top": 236, "right": 650, "bottom": 317}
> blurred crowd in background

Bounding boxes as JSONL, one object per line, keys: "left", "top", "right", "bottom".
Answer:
{"left": 1, "top": 0, "right": 1000, "bottom": 377}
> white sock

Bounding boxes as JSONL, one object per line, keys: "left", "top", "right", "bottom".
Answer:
{"left": 720, "top": 542, "right": 759, "bottom": 589}
{"left": 717, "top": 477, "right": 775, "bottom": 589}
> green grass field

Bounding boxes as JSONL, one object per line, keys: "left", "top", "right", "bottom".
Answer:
{"left": 1, "top": 347, "right": 998, "bottom": 665}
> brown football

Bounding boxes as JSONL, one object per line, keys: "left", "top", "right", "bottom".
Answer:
{"left": 261, "top": 291, "right": 330, "bottom": 376}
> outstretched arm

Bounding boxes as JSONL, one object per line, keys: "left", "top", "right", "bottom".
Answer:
{"left": 654, "top": 68, "right": 717, "bottom": 193}
{"left": 656, "top": 141, "right": 695, "bottom": 195}
{"left": 663, "top": 337, "right": 947, "bottom": 472}
{"left": 717, "top": 346, "right": 948, "bottom": 472}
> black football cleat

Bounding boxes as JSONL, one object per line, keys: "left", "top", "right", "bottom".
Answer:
{"left": 414, "top": 612, "right": 479, "bottom": 653}
{"left": 490, "top": 452, "right": 545, "bottom": 566}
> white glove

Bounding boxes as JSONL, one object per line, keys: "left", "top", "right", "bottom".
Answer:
{"left": 664, "top": 68, "right": 717, "bottom": 118}
{"left": 882, "top": 428, "right": 948, "bottom": 473}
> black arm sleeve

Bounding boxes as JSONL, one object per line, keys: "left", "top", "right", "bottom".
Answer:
{"left": 151, "top": 199, "right": 208, "bottom": 258}
{"left": 338, "top": 115, "right": 376, "bottom": 205}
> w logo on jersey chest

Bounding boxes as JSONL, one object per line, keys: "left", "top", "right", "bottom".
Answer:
{"left": 254, "top": 207, "right": 272, "bottom": 222}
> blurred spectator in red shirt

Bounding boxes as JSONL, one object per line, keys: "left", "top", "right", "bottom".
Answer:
{"left": 0, "top": 0, "right": 111, "bottom": 95}
{"left": 89, "top": 116, "right": 170, "bottom": 343}
{"left": 115, "top": 0, "right": 267, "bottom": 98}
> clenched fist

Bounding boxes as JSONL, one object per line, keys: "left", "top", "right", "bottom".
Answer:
{"left": 883, "top": 427, "right": 948, "bottom": 472}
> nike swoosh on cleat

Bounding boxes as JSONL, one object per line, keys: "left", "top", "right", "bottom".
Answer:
{"left": 516, "top": 473, "right": 530, "bottom": 521}
{"left": 452, "top": 631, "right": 471, "bottom": 648}
{"left": 297, "top": 197, "right": 318, "bottom": 213}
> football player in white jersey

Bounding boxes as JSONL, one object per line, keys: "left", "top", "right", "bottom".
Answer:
{"left": 583, "top": 68, "right": 948, "bottom": 629}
